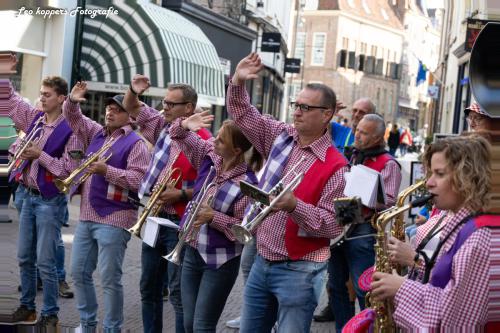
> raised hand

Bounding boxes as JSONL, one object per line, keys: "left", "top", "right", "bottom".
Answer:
{"left": 0, "top": 53, "right": 18, "bottom": 75}
{"left": 181, "top": 110, "right": 214, "bottom": 132}
{"left": 232, "top": 53, "right": 264, "bottom": 86}
{"left": 70, "top": 81, "right": 88, "bottom": 103}
{"left": 131, "top": 74, "right": 150, "bottom": 95}
{"left": 335, "top": 101, "right": 347, "bottom": 114}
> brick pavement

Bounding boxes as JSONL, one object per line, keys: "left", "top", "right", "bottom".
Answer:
{"left": 1, "top": 198, "right": 336, "bottom": 332}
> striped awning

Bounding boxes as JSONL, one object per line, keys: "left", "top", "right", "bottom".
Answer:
{"left": 80, "top": 0, "right": 225, "bottom": 106}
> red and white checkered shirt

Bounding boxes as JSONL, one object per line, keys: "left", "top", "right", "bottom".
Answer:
{"left": 63, "top": 99, "right": 149, "bottom": 229}
{"left": 393, "top": 207, "right": 498, "bottom": 329}
{"left": 170, "top": 119, "right": 252, "bottom": 245}
{"left": 135, "top": 105, "right": 184, "bottom": 216}
{"left": 8, "top": 83, "right": 81, "bottom": 189}
{"left": 227, "top": 82, "right": 347, "bottom": 262}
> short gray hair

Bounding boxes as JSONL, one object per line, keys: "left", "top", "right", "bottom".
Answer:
{"left": 362, "top": 114, "right": 385, "bottom": 137}
{"left": 356, "top": 97, "right": 377, "bottom": 113}
{"left": 305, "top": 83, "right": 337, "bottom": 111}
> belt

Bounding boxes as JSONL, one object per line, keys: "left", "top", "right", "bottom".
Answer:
{"left": 159, "top": 212, "right": 180, "bottom": 221}
{"left": 25, "top": 186, "right": 41, "bottom": 196}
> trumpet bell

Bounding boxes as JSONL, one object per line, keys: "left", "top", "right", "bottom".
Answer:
{"left": 164, "top": 248, "right": 182, "bottom": 265}
{"left": 54, "top": 179, "right": 70, "bottom": 193}
{"left": 231, "top": 224, "right": 253, "bottom": 245}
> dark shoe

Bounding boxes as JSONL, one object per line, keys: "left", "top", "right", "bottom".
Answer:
{"left": 162, "top": 286, "right": 169, "bottom": 301}
{"left": 313, "top": 305, "right": 335, "bottom": 322}
{"left": 11, "top": 305, "right": 37, "bottom": 325}
{"left": 62, "top": 222, "right": 69, "bottom": 227}
{"left": 37, "top": 314, "right": 58, "bottom": 327}
{"left": 37, "top": 278, "right": 43, "bottom": 290}
{"left": 58, "top": 280, "right": 74, "bottom": 298}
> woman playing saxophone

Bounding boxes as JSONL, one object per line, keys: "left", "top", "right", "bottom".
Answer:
{"left": 370, "top": 135, "right": 499, "bottom": 329}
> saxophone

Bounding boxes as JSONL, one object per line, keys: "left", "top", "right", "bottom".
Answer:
{"left": 366, "top": 180, "right": 429, "bottom": 332}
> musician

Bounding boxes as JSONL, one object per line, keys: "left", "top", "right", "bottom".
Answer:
{"left": 169, "top": 112, "right": 262, "bottom": 332}
{"left": 330, "top": 98, "right": 375, "bottom": 154}
{"left": 227, "top": 52, "right": 348, "bottom": 333}
{"left": 331, "top": 114, "right": 401, "bottom": 331}
{"left": 464, "top": 102, "right": 492, "bottom": 132}
{"left": 123, "top": 76, "right": 211, "bottom": 333}
{"left": 6, "top": 64, "right": 81, "bottom": 326}
{"left": 316, "top": 98, "right": 377, "bottom": 324}
{"left": 63, "top": 82, "right": 149, "bottom": 332}
{"left": 371, "top": 135, "right": 498, "bottom": 329}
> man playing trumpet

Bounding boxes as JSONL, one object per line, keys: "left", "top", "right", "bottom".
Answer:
{"left": 228, "top": 53, "right": 349, "bottom": 333}
{"left": 63, "top": 82, "right": 149, "bottom": 332}
{"left": 123, "top": 76, "right": 211, "bottom": 333}
{"left": 4, "top": 55, "right": 81, "bottom": 328}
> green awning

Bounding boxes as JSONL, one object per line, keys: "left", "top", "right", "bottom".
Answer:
{"left": 81, "top": 0, "right": 225, "bottom": 106}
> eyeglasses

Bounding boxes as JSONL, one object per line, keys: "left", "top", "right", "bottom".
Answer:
{"left": 162, "top": 100, "right": 189, "bottom": 109}
{"left": 466, "top": 114, "right": 486, "bottom": 124}
{"left": 289, "top": 102, "right": 329, "bottom": 112}
{"left": 105, "top": 106, "right": 124, "bottom": 113}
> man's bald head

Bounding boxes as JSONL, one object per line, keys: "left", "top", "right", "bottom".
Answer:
{"left": 351, "top": 98, "right": 376, "bottom": 131}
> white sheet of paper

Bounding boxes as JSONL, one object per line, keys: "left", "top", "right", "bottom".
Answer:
{"left": 344, "top": 164, "right": 385, "bottom": 208}
{"left": 147, "top": 216, "right": 180, "bottom": 230}
{"left": 143, "top": 219, "right": 160, "bottom": 248}
{"left": 143, "top": 217, "right": 180, "bottom": 248}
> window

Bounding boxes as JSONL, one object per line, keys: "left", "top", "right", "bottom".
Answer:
{"left": 311, "top": 33, "right": 326, "bottom": 66}
{"left": 304, "top": 0, "right": 319, "bottom": 10}
{"left": 342, "top": 37, "right": 349, "bottom": 49}
{"left": 361, "top": 0, "right": 371, "bottom": 14}
{"left": 295, "top": 32, "right": 306, "bottom": 61}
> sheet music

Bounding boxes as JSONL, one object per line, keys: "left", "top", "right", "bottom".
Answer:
{"left": 143, "top": 217, "right": 180, "bottom": 248}
{"left": 344, "top": 164, "right": 386, "bottom": 208}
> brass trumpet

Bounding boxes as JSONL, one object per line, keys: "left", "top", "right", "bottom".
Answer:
{"left": 231, "top": 156, "right": 306, "bottom": 245}
{"left": 164, "top": 167, "right": 217, "bottom": 265}
{"left": 128, "top": 167, "right": 182, "bottom": 238}
{"left": 54, "top": 138, "right": 115, "bottom": 194}
{"left": 366, "top": 180, "right": 431, "bottom": 332}
{"left": 7, "top": 118, "right": 43, "bottom": 174}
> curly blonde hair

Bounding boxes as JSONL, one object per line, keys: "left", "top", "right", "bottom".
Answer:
{"left": 422, "top": 135, "right": 491, "bottom": 212}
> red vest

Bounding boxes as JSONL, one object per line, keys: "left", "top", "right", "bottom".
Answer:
{"left": 285, "top": 147, "right": 348, "bottom": 260}
{"left": 171, "top": 128, "right": 211, "bottom": 217}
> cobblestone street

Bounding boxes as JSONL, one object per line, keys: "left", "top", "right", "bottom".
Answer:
{"left": 1, "top": 197, "right": 336, "bottom": 332}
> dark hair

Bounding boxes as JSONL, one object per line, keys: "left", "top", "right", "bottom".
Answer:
{"left": 41, "top": 76, "right": 68, "bottom": 96}
{"left": 221, "top": 120, "right": 263, "bottom": 172}
{"left": 167, "top": 83, "right": 198, "bottom": 108}
{"left": 305, "top": 83, "right": 337, "bottom": 111}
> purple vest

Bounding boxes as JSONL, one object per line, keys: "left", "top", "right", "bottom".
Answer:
{"left": 430, "top": 215, "right": 500, "bottom": 288}
{"left": 10, "top": 112, "right": 73, "bottom": 199}
{"left": 181, "top": 158, "right": 258, "bottom": 262}
{"left": 87, "top": 130, "right": 141, "bottom": 216}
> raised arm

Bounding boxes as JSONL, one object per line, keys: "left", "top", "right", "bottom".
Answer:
{"left": 227, "top": 53, "right": 287, "bottom": 159}
{"left": 123, "top": 74, "right": 150, "bottom": 119}
{"left": 63, "top": 81, "right": 103, "bottom": 147}
{"left": 7, "top": 81, "right": 39, "bottom": 132}
{"left": 169, "top": 112, "right": 214, "bottom": 170}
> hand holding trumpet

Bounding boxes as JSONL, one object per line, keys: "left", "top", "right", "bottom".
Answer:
{"left": 20, "top": 142, "right": 42, "bottom": 160}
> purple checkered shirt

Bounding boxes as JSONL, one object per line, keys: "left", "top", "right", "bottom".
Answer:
{"left": 63, "top": 99, "right": 149, "bottom": 228}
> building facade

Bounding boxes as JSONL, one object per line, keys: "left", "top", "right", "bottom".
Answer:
{"left": 286, "top": 0, "right": 404, "bottom": 124}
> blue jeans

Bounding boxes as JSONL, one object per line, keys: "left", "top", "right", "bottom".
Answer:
{"left": 15, "top": 185, "right": 66, "bottom": 316}
{"left": 181, "top": 246, "right": 240, "bottom": 333}
{"left": 329, "top": 223, "right": 375, "bottom": 331}
{"left": 71, "top": 221, "right": 131, "bottom": 332}
{"left": 240, "top": 255, "right": 327, "bottom": 333}
{"left": 240, "top": 238, "right": 257, "bottom": 284}
{"left": 140, "top": 219, "right": 184, "bottom": 333}
{"left": 15, "top": 187, "right": 67, "bottom": 282}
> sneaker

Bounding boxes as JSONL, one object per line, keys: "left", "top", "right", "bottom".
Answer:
{"left": 37, "top": 314, "right": 58, "bottom": 327}
{"left": 226, "top": 316, "right": 240, "bottom": 329}
{"left": 162, "top": 286, "right": 169, "bottom": 301}
{"left": 313, "top": 305, "right": 335, "bottom": 322}
{"left": 11, "top": 305, "right": 37, "bottom": 325}
{"left": 58, "top": 280, "right": 74, "bottom": 298}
